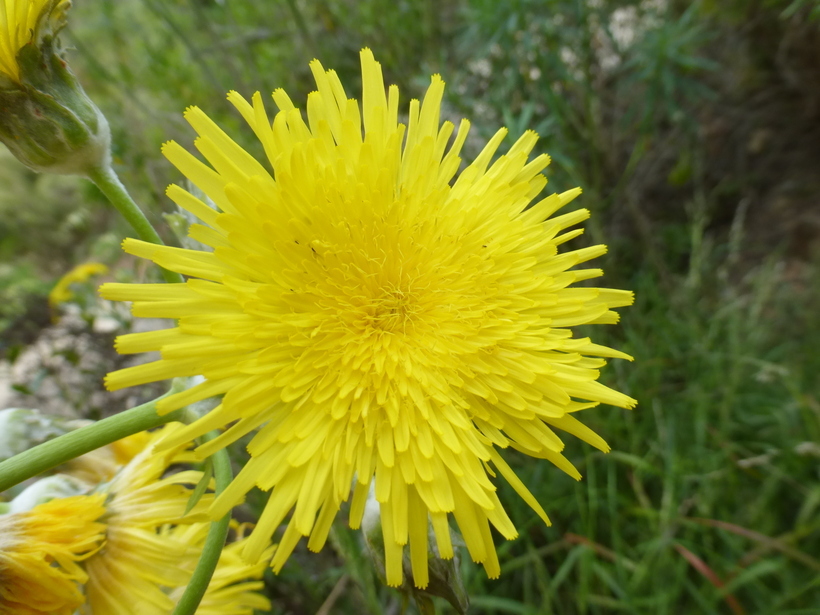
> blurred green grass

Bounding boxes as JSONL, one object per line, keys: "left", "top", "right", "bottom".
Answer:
{"left": 2, "top": 0, "right": 819, "bottom": 613}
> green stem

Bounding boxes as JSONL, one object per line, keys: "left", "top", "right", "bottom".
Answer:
{"left": 172, "top": 433, "right": 233, "bottom": 615}
{"left": 86, "top": 164, "right": 184, "bottom": 285}
{"left": 0, "top": 385, "right": 184, "bottom": 494}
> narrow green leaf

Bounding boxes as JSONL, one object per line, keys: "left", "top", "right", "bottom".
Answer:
{"left": 549, "top": 544, "right": 585, "bottom": 593}
{"left": 184, "top": 457, "right": 213, "bottom": 515}
{"left": 470, "top": 596, "right": 533, "bottom": 614}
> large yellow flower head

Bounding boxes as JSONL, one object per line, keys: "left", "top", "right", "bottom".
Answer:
{"left": 101, "top": 49, "right": 637, "bottom": 588}
{"left": 0, "top": 0, "right": 69, "bottom": 83}
{"left": 0, "top": 494, "right": 105, "bottom": 615}
{"left": 82, "top": 424, "right": 214, "bottom": 615}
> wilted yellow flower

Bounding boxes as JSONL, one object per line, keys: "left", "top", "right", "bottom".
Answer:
{"left": 0, "top": 494, "right": 105, "bottom": 615}
{"left": 80, "top": 426, "right": 272, "bottom": 614}
{"left": 102, "top": 49, "right": 636, "bottom": 587}
{"left": 81, "top": 424, "right": 213, "bottom": 615}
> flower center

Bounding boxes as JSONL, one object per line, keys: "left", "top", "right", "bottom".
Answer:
{"left": 365, "top": 284, "right": 419, "bottom": 333}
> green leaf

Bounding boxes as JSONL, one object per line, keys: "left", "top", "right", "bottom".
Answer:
{"left": 184, "top": 457, "right": 213, "bottom": 515}
{"left": 722, "top": 559, "right": 784, "bottom": 595}
{"left": 470, "top": 596, "right": 534, "bottom": 614}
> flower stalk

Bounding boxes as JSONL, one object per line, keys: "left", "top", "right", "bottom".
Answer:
{"left": 86, "top": 164, "right": 185, "bottom": 284}
{"left": 171, "top": 431, "right": 233, "bottom": 615}
{"left": 0, "top": 381, "right": 185, "bottom": 494}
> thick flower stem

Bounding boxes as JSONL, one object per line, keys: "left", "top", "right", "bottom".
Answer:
{"left": 171, "top": 432, "right": 233, "bottom": 615}
{"left": 0, "top": 385, "right": 184, "bottom": 494}
{"left": 86, "top": 164, "right": 184, "bottom": 285}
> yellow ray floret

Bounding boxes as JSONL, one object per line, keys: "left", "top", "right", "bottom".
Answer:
{"left": 101, "top": 48, "right": 637, "bottom": 587}
{"left": 0, "top": 494, "right": 106, "bottom": 615}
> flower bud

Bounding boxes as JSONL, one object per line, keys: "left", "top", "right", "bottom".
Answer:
{"left": 361, "top": 487, "right": 470, "bottom": 614}
{"left": 0, "top": 0, "right": 111, "bottom": 175}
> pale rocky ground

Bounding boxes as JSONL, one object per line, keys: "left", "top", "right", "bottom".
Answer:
{"left": 0, "top": 306, "right": 169, "bottom": 420}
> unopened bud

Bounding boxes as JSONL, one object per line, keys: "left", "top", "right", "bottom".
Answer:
{"left": 361, "top": 488, "right": 469, "bottom": 614}
{"left": 0, "top": 0, "right": 111, "bottom": 175}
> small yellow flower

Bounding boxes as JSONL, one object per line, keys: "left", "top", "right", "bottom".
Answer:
{"left": 0, "top": 494, "right": 105, "bottom": 615}
{"left": 81, "top": 424, "right": 213, "bottom": 615}
{"left": 0, "top": 0, "right": 69, "bottom": 83}
{"left": 48, "top": 262, "right": 109, "bottom": 312}
{"left": 101, "top": 49, "right": 636, "bottom": 587}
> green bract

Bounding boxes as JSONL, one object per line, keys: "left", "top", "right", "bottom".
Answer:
{"left": 0, "top": 1, "right": 109, "bottom": 175}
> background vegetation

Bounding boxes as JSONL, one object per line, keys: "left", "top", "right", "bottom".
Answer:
{"left": 1, "top": 0, "right": 819, "bottom": 613}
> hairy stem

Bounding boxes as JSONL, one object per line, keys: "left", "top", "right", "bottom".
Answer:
{"left": 87, "top": 164, "right": 184, "bottom": 284}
